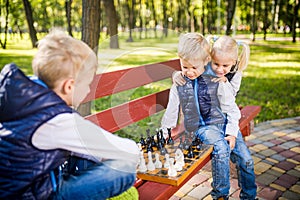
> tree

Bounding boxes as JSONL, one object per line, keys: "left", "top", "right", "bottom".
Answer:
{"left": 103, "top": 0, "right": 119, "bottom": 48}
{"left": 65, "top": 0, "right": 73, "bottom": 37}
{"left": 225, "top": 0, "right": 237, "bottom": 35}
{"left": 0, "top": 0, "right": 9, "bottom": 49}
{"left": 251, "top": 0, "right": 257, "bottom": 41}
{"left": 292, "top": 0, "right": 299, "bottom": 43}
{"left": 77, "top": 0, "right": 101, "bottom": 116}
{"left": 22, "top": 0, "right": 38, "bottom": 48}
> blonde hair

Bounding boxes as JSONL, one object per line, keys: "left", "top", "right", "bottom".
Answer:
{"left": 210, "top": 35, "right": 250, "bottom": 72}
{"left": 178, "top": 32, "right": 210, "bottom": 63}
{"left": 32, "top": 28, "right": 97, "bottom": 89}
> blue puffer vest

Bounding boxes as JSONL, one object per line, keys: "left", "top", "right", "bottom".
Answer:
{"left": 177, "top": 66, "right": 226, "bottom": 132}
{"left": 0, "top": 63, "right": 73, "bottom": 199}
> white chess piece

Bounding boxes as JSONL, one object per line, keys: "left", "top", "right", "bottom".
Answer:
{"left": 167, "top": 158, "right": 177, "bottom": 177}
{"left": 174, "top": 149, "right": 185, "bottom": 171}
{"left": 154, "top": 153, "right": 162, "bottom": 169}
{"left": 147, "top": 151, "right": 155, "bottom": 171}
{"left": 163, "top": 154, "right": 170, "bottom": 168}
{"left": 138, "top": 153, "right": 147, "bottom": 173}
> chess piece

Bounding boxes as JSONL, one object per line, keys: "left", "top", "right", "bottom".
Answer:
{"left": 167, "top": 158, "right": 177, "bottom": 177}
{"left": 163, "top": 154, "right": 170, "bottom": 168}
{"left": 183, "top": 131, "right": 190, "bottom": 150}
{"left": 147, "top": 151, "right": 155, "bottom": 171}
{"left": 138, "top": 153, "right": 147, "bottom": 173}
{"left": 139, "top": 134, "right": 146, "bottom": 147}
{"left": 174, "top": 149, "right": 185, "bottom": 171}
{"left": 178, "top": 136, "right": 184, "bottom": 149}
{"left": 187, "top": 145, "right": 195, "bottom": 158}
{"left": 166, "top": 128, "right": 174, "bottom": 145}
{"left": 154, "top": 153, "right": 162, "bottom": 169}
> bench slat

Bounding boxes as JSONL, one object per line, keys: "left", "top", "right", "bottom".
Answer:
{"left": 82, "top": 59, "right": 180, "bottom": 103}
{"left": 85, "top": 89, "right": 170, "bottom": 132}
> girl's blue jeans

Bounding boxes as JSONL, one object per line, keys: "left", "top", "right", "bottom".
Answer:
{"left": 196, "top": 124, "right": 257, "bottom": 200}
{"left": 51, "top": 159, "right": 136, "bottom": 200}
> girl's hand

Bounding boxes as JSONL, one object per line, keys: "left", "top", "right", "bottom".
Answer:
{"left": 225, "top": 135, "right": 236, "bottom": 150}
{"left": 212, "top": 76, "right": 227, "bottom": 83}
{"left": 172, "top": 71, "right": 186, "bottom": 86}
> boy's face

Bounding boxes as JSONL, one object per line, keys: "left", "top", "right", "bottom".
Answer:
{"left": 180, "top": 59, "right": 205, "bottom": 80}
{"left": 72, "top": 68, "right": 95, "bottom": 108}
{"left": 211, "top": 54, "right": 236, "bottom": 77}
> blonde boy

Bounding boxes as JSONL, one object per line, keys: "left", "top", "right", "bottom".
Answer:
{"left": 0, "top": 29, "right": 139, "bottom": 199}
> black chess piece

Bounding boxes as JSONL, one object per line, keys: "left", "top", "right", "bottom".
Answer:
{"left": 191, "top": 135, "right": 198, "bottom": 146}
{"left": 166, "top": 128, "right": 174, "bottom": 145}
{"left": 151, "top": 135, "right": 157, "bottom": 148}
{"left": 160, "top": 146, "right": 168, "bottom": 155}
{"left": 159, "top": 129, "right": 166, "bottom": 146}
{"left": 187, "top": 145, "right": 195, "bottom": 158}
{"left": 183, "top": 132, "right": 190, "bottom": 150}
{"left": 178, "top": 135, "right": 184, "bottom": 149}
{"left": 139, "top": 134, "right": 146, "bottom": 147}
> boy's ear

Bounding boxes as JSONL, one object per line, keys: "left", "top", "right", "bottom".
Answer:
{"left": 62, "top": 78, "right": 75, "bottom": 94}
{"left": 205, "top": 56, "right": 211, "bottom": 64}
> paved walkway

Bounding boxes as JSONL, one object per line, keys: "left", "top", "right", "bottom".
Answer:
{"left": 170, "top": 116, "right": 300, "bottom": 200}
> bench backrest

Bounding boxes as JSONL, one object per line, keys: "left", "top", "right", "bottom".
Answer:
{"left": 83, "top": 59, "right": 181, "bottom": 133}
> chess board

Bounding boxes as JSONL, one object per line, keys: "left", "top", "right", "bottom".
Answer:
{"left": 137, "top": 141, "right": 213, "bottom": 186}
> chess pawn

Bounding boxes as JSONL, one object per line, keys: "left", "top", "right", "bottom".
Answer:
{"left": 138, "top": 154, "right": 147, "bottom": 173}
{"left": 154, "top": 153, "right": 162, "bottom": 169}
{"left": 174, "top": 149, "right": 185, "bottom": 171}
{"left": 166, "top": 128, "right": 174, "bottom": 145}
{"left": 147, "top": 151, "right": 155, "bottom": 171}
{"left": 163, "top": 154, "right": 170, "bottom": 169}
{"left": 139, "top": 134, "right": 146, "bottom": 147}
{"left": 187, "top": 145, "right": 195, "bottom": 158}
{"left": 167, "top": 158, "right": 177, "bottom": 177}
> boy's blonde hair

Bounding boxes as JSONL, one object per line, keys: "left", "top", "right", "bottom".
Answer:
{"left": 32, "top": 28, "right": 97, "bottom": 89}
{"left": 210, "top": 35, "right": 250, "bottom": 72}
{"left": 178, "top": 33, "right": 210, "bottom": 63}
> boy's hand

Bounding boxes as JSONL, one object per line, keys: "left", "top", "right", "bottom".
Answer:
{"left": 172, "top": 71, "right": 186, "bottom": 86}
{"left": 225, "top": 135, "right": 236, "bottom": 150}
{"left": 212, "top": 77, "right": 227, "bottom": 83}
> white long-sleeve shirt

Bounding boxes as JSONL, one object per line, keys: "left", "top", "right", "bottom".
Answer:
{"left": 32, "top": 112, "right": 139, "bottom": 170}
{"left": 161, "top": 80, "right": 241, "bottom": 137}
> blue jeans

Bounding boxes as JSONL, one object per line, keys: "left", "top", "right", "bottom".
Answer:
{"left": 196, "top": 124, "right": 257, "bottom": 200}
{"left": 51, "top": 158, "right": 136, "bottom": 200}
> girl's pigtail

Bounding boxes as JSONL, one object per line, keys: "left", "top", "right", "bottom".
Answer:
{"left": 237, "top": 41, "right": 250, "bottom": 71}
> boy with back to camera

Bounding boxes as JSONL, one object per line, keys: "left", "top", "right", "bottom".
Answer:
{"left": 0, "top": 29, "right": 139, "bottom": 199}
{"left": 161, "top": 33, "right": 257, "bottom": 200}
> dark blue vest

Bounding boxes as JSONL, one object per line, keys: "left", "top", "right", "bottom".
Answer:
{"left": 0, "top": 63, "right": 73, "bottom": 199}
{"left": 177, "top": 72, "right": 225, "bottom": 132}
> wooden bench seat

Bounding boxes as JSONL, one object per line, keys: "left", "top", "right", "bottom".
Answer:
{"left": 82, "top": 59, "right": 261, "bottom": 200}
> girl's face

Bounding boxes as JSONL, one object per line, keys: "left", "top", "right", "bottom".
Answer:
{"left": 180, "top": 59, "right": 206, "bottom": 80}
{"left": 211, "top": 54, "right": 236, "bottom": 77}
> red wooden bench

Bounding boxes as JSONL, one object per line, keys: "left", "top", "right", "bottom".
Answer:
{"left": 82, "top": 59, "right": 261, "bottom": 200}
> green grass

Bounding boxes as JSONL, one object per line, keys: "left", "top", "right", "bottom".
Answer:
{"left": 1, "top": 33, "right": 299, "bottom": 141}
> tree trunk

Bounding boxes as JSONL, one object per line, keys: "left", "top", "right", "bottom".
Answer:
{"left": 126, "top": 0, "right": 134, "bottom": 42}
{"left": 162, "top": 0, "right": 168, "bottom": 37}
{"left": 22, "top": 0, "right": 38, "bottom": 48}
{"left": 77, "top": 0, "right": 101, "bottom": 116}
{"left": 263, "top": 0, "right": 269, "bottom": 40}
{"left": 65, "top": 0, "right": 73, "bottom": 37}
{"left": 104, "top": 0, "right": 119, "bottom": 48}
{"left": 226, "top": 0, "right": 237, "bottom": 35}
{"left": 292, "top": 0, "right": 299, "bottom": 43}
{"left": 0, "top": 0, "right": 9, "bottom": 49}
{"left": 251, "top": 0, "right": 257, "bottom": 41}
{"left": 150, "top": 0, "right": 158, "bottom": 38}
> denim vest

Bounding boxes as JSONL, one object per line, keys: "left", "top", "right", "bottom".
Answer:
{"left": 177, "top": 74, "right": 225, "bottom": 132}
{"left": 0, "top": 63, "right": 72, "bottom": 199}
